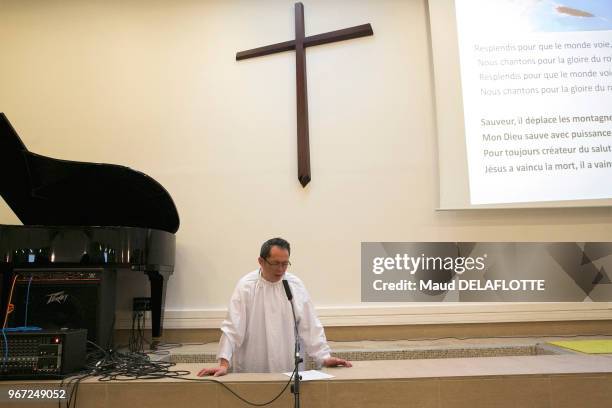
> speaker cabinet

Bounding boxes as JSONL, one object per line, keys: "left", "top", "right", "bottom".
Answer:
{"left": 8, "top": 270, "right": 116, "bottom": 349}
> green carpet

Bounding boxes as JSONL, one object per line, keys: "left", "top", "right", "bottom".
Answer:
{"left": 548, "top": 340, "right": 612, "bottom": 354}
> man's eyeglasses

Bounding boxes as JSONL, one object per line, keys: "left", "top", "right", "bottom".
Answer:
{"left": 263, "top": 259, "right": 291, "bottom": 268}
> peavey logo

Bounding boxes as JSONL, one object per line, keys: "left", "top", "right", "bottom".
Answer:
{"left": 46, "top": 291, "right": 69, "bottom": 304}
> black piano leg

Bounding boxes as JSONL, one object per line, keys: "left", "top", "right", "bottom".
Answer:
{"left": 146, "top": 270, "right": 169, "bottom": 347}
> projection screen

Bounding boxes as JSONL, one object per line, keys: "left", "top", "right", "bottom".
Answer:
{"left": 429, "top": 0, "right": 612, "bottom": 209}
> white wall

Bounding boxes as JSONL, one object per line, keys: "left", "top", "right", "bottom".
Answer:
{"left": 1, "top": 0, "right": 610, "bottom": 328}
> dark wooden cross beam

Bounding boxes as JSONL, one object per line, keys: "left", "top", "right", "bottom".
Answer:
{"left": 236, "top": 2, "right": 373, "bottom": 187}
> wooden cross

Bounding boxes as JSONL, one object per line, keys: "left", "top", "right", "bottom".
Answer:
{"left": 236, "top": 2, "right": 373, "bottom": 187}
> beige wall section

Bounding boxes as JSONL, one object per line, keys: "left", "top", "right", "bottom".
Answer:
{"left": 0, "top": 0, "right": 610, "bottom": 329}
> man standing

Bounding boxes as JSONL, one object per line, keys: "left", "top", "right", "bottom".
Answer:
{"left": 198, "top": 237, "right": 351, "bottom": 376}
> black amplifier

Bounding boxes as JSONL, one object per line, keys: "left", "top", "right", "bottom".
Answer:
{"left": 0, "top": 329, "right": 87, "bottom": 379}
{"left": 8, "top": 269, "right": 116, "bottom": 348}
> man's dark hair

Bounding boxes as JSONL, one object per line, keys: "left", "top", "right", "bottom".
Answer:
{"left": 260, "top": 237, "right": 291, "bottom": 259}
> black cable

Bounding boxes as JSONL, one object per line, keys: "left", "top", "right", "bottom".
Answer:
{"left": 128, "top": 311, "right": 146, "bottom": 353}
{"left": 169, "top": 368, "right": 296, "bottom": 407}
{"left": 150, "top": 342, "right": 181, "bottom": 350}
{"left": 58, "top": 370, "right": 90, "bottom": 408}
{"left": 104, "top": 313, "right": 117, "bottom": 351}
{"left": 143, "top": 338, "right": 185, "bottom": 349}
{"left": 60, "top": 342, "right": 296, "bottom": 408}
{"left": 87, "top": 340, "right": 109, "bottom": 355}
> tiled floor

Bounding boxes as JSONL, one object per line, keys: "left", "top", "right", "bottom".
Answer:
{"left": 162, "top": 335, "right": 612, "bottom": 363}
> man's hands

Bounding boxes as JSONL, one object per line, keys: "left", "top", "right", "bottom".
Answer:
{"left": 197, "top": 358, "right": 229, "bottom": 377}
{"left": 196, "top": 357, "right": 352, "bottom": 376}
{"left": 322, "top": 356, "right": 352, "bottom": 368}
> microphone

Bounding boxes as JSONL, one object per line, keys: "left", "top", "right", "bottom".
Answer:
{"left": 282, "top": 279, "right": 293, "bottom": 301}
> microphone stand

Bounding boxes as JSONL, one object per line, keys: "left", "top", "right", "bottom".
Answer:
{"left": 288, "top": 297, "right": 302, "bottom": 408}
{"left": 283, "top": 279, "right": 302, "bottom": 408}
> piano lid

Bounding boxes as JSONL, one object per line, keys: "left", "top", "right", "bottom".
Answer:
{"left": 0, "top": 113, "right": 180, "bottom": 234}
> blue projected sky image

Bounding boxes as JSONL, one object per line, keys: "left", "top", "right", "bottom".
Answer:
{"left": 523, "top": 1, "right": 612, "bottom": 32}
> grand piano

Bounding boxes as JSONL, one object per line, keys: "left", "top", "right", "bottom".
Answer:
{"left": 0, "top": 113, "right": 179, "bottom": 347}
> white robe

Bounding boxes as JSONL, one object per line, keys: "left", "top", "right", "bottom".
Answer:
{"left": 217, "top": 270, "right": 331, "bottom": 373}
